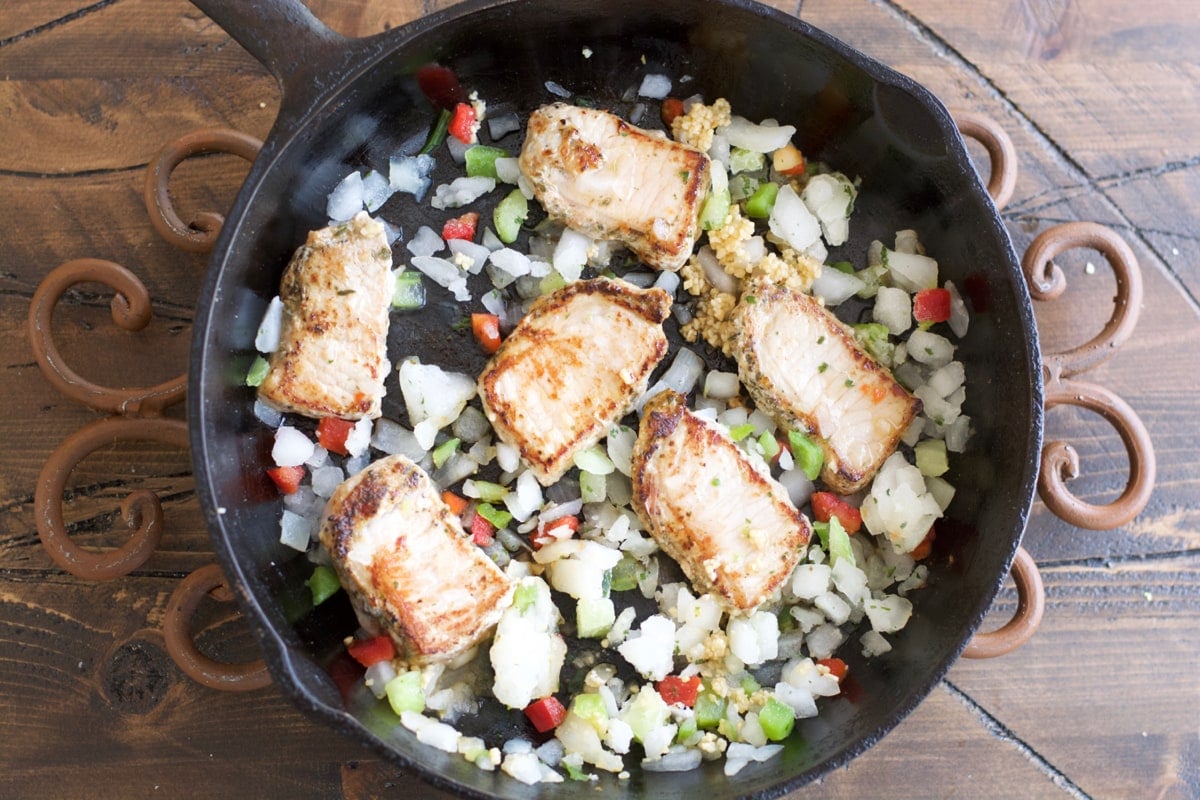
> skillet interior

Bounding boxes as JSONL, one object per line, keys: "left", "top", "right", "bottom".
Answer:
{"left": 189, "top": 0, "right": 1043, "bottom": 797}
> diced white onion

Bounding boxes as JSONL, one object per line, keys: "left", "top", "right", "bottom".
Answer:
{"left": 660, "top": 347, "right": 704, "bottom": 395}
{"left": 696, "top": 245, "right": 739, "bottom": 295}
{"left": 430, "top": 176, "right": 497, "bottom": 210}
{"left": 637, "top": 74, "right": 672, "bottom": 100}
{"left": 487, "top": 112, "right": 521, "bottom": 140}
{"left": 406, "top": 225, "right": 444, "bottom": 258}
{"left": 553, "top": 228, "right": 591, "bottom": 283}
{"left": 389, "top": 153, "right": 435, "bottom": 201}
{"left": 279, "top": 509, "right": 314, "bottom": 551}
{"left": 544, "top": 80, "right": 572, "bottom": 98}
{"left": 945, "top": 280, "right": 970, "bottom": 337}
{"left": 254, "top": 296, "right": 284, "bottom": 353}
{"left": 721, "top": 116, "right": 796, "bottom": 153}
{"left": 361, "top": 169, "right": 393, "bottom": 213}
{"left": 810, "top": 267, "right": 865, "bottom": 307}
{"left": 768, "top": 184, "right": 821, "bottom": 253}
{"left": 272, "top": 425, "right": 314, "bottom": 467}
{"left": 326, "top": 170, "right": 364, "bottom": 221}
{"left": 703, "top": 370, "right": 740, "bottom": 400}
{"left": 885, "top": 248, "right": 939, "bottom": 292}
{"left": 494, "top": 156, "right": 522, "bottom": 184}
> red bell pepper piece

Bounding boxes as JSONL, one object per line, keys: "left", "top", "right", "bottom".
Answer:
{"left": 346, "top": 635, "right": 395, "bottom": 668}
{"left": 910, "top": 526, "right": 936, "bottom": 560}
{"left": 656, "top": 675, "right": 701, "bottom": 707}
{"left": 471, "top": 313, "right": 502, "bottom": 354}
{"left": 531, "top": 515, "right": 579, "bottom": 549}
{"left": 660, "top": 97, "right": 684, "bottom": 126}
{"left": 415, "top": 63, "right": 465, "bottom": 110}
{"left": 442, "top": 211, "right": 479, "bottom": 242}
{"left": 471, "top": 511, "right": 496, "bottom": 547}
{"left": 817, "top": 657, "right": 848, "bottom": 681}
{"left": 316, "top": 416, "right": 355, "bottom": 456}
{"left": 810, "top": 491, "right": 863, "bottom": 534}
{"left": 524, "top": 696, "right": 567, "bottom": 732}
{"left": 266, "top": 464, "right": 305, "bottom": 495}
{"left": 913, "top": 288, "right": 952, "bottom": 323}
{"left": 448, "top": 102, "right": 477, "bottom": 144}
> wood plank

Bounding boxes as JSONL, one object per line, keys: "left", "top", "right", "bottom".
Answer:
{"left": 949, "top": 555, "right": 1200, "bottom": 798}
{"left": 890, "top": 0, "right": 1200, "bottom": 175}
{"left": 0, "top": 0, "right": 105, "bottom": 43}
{"left": 0, "top": 573, "right": 361, "bottom": 800}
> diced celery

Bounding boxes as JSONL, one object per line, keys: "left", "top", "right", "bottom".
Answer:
{"left": 579, "top": 470, "right": 607, "bottom": 504}
{"left": 827, "top": 515, "right": 855, "bottom": 567}
{"left": 385, "top": 671, "right": 425, "bottom": 715}
{"left": 788, "top": 430, "right": 824, "bottom": 480}
{"left": 571, "top": 693, "right": 609, "bottom": 730}
{"left": 829, "top": 260, "right": 855, "bottom": 274}
{"left": 392, "top": 270, "right": 426, "bottom": 310}
{"left": 513, "top": 582, "right": 538, "bottom": 613}
{"left": 757, "top": 431, "right": 780, "bottom": 460}
{"left": 540, "top": 270, "right": 567, "bottom": 295}
{"left": 465, "top": 479, "right": 509, "bottom": 502}
{"left": 577, "top": 597, "right": 616, "bottom": 638}
{"left": 675, "top": 715, "right": 698, "bottom": 744}
{"left": 464, "top": 145, "right": 508, "bottom": 179}
{"left": 476, "top": 502, "right": 512, "bottom": 530}
{"left": 573, "top": 445, "right": 615, "bottom": 475}
{"left": 694, "top": 691, "right": 726, "bottom": 730}
{"left": 812, "top": 520, "right": 830, "bottom": 550}
{"left": 245, "top": 355, "right": 270, "bottom": 387}
{"left": 744, "top": 181, "right": 779, "bottom": 219}
{"left": 741, "top": 675, "right": 761, "bottom": 694}
{"left": 855, "top": 263, "right": 889, "bottom": 299}
{"left": 729, "top": 422, "right": 756, "bottom": 442}
{"left": 305, "top": 564, "right": 341, "bottom": 606}
{"left": 728, "top": 146, "right": 765, "bottom": 175}
{"left": 853, "top": 321, "right": 896, "bottom": 365}
{"left": 915, "top": 439, "right": 950, "bottom": 477}
{"left": 563, "top": 760, "right": 589, "bottom": 781}
{"left": 431, "top": 437, "right": 460, "bottom": 468}
{"left": 609, "top": 554, "right": 639, "bottom": 592}
{"left": 493, "top": 189, "right": 528, "bottom": 244}
{"left": 699, "top": 187, "right": 731, "bottom": 231}
{"left": 621, "top": 686, "right": 670, "bottom": 742}
{"left": 758, "top": 697, "right": 795, "bottom": 741}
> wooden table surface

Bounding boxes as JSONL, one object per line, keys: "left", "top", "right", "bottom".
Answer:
{"left": 2, "top": 0, "right": 1197, "bottom": 797}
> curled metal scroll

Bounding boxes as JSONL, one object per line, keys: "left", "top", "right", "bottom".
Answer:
{"left": 143, "top": 127, "right": 263, "bottom": 253}
{"left": 962, "top": 548, "right": 1045, "bottom": 659}
{"left": 34, "top": 416, "right": 188, "bottom": 580}
{"left": 27, "top": 258, "right": 185, "bottom": 416}
{"left": 952, "top": 111, "right": 1045, "bottom": 657}
{"left": 163, "top": 564, "right": 271, "bottom": 692}
{"left": 29, "top": 127, "right": 272, "bottom": 690}
{"left": 1023, "top": 222, "right": 1155, "bottom": 530}
{"left": 955, "top": 109, "right": 1018, "bottom": 211}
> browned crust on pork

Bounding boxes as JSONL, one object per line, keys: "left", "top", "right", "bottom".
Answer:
{"left": 631, "top": 390, "right": 811, "bottom": 611}
{"left": 520, "top": 103, "right": 710, "bottom": 271}
{"left": 258, "top": 213, "right": 391, "bottom": 420}
{"left": 733, "top": 282, "right": 921, "bottom": 493}
{"left": 478, "top": 278, "right": 671, "bottom": 485}
{"left": 319, "top": 455, "right": 511, "bottom": 663}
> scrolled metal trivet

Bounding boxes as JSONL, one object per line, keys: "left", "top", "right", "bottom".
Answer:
{"left": 28, "top": 128, "right": 269, "bottom": 691}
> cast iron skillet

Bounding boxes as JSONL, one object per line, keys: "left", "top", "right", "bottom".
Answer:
{"left": 187, "top": 0, "right": 1043, "bottom": 796}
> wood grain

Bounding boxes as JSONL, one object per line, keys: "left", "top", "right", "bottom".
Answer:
{"left": 1, "top": 0, "right": 1197, "bottom": 798}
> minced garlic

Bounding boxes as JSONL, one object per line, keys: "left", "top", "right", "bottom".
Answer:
{"left": 671, "top": 98, "right": 732, "bottom": 153}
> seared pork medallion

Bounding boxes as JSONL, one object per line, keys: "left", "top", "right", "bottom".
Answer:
{"left": 631, "top": 390, "right": 811, "bottom": 612}
{"left": 479, "top": 277, "right": 672, "bottom": 486}
{"left": 520, "top": 103, "right": 711, "bottom": 271}
{"left": 734, "top": 281, "right": 921, "bottom": 493}
{"left": 258, "top": 211, "right": 392, "bottom": 420}
{"left": 320, "top": 455, "right": 513, "bottom": 664}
